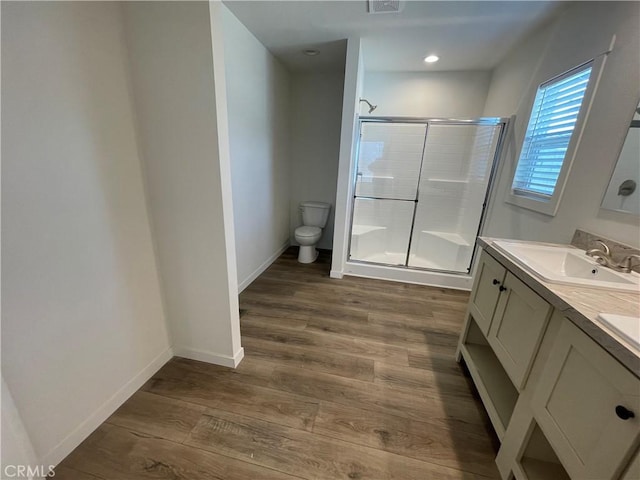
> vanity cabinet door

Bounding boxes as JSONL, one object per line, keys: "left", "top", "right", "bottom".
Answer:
{"left": 531, "top": 319, "right": 640, "bottom": 480}
{"left": 469, "top": 252, "right": 506, "bottom": 335}
{"left": 487, "top": 272, "right": 552, "bottom": 390}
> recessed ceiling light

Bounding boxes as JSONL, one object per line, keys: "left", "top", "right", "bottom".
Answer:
{"left": 424, "top": 55, "right": 439, "bottom": 63}
{"left": 303, "top": 49, "right": 320, "bottom": 56}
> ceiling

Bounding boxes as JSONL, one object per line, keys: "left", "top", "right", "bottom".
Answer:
{"left": 223, "top": 1, "right": 563, "bottom": 73}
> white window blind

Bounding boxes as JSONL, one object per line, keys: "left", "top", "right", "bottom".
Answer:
{"left": 512, "top": 63, "right": 593, "bottom": 197}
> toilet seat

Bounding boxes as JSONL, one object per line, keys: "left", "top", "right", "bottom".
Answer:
{"left": 295, "top": 226, "right": 321, "bottom": 237}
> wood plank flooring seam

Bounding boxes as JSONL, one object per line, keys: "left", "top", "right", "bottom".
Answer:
{"left": 142, "top": 384, "right": 322, "bottom": 434}
{"left": 184, "top": 407, "right": 489, "bottom": 480}
{"left": 240, "top": 324, "right": 412, "bottom": 367}
{"left": 310, "top": 400, "right": 499, "bottom": 478}
{"left": 165, "top": 432, "right": 310, "bottom": 480}
{"left": 306, "top": 427, "right": 500, "bottom": 480}
{"left": 104, "top": 416, "right": 312, "bottom": 480}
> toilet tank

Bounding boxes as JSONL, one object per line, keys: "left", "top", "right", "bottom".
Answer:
{"left": 301, "top": 201, "right": 331, "bottom": 227}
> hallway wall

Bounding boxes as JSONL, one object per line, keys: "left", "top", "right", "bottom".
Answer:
{"left": 1, "top": 2, "right": 171, "bottom": 466}
{"left": 123, "top": 2, "right": 243, "bottom": 364}
{"left": 221, "top": 5, "right": 292, "bottom": 289}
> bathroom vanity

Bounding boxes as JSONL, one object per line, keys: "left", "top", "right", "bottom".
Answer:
{"left": 457, "top": 237, "right": 640, "bottom": 480}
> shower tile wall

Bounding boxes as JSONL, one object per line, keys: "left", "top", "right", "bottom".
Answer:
{"left": 355, "top": 123, "right": 425, "bottom": 200}
{"left": 457, "top": 126, "right": 500, "bottom": 243}
{"left": 415, "top": 125, "right": 477, "bottom": 233}
{"left": 417, "top": 126, "right": 498, "bottom": 235}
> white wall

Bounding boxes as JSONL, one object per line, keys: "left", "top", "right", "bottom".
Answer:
{"left": 483, "top": 1, "right": 640, "bottom": 247}
{"left": 290, "top": 72, "right": 345, "bottom": 250}
{"left": 1, "top": 377, "right": 39, "bottom": 475}
{"left": 122, "top": 2, "right": 243, "bottom": 366}
{"left": 362, "top": 71, "right": 492, "bottom": 118}
{"left": 221, "top": 6, "right": 292, "bottom": 290}
{"left": 1, "top": 2, "right": 171, "bottom": 466}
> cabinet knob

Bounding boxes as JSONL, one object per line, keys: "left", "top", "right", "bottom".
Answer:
{"left": 492, "top": 279, "right": 501, "bottom": 285}
{"left": 615, "top": 405, "right": 635, "bottom": 420}
{"left": 499, "top": 286, "right": 507, "bottom": 292}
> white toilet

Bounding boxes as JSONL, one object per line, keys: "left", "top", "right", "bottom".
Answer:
{"left": 294, "top": 201, "right": 331, "bottom": 264}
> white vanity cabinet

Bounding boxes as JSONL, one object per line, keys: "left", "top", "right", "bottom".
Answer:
{"left": 458, "top": 247, "right": 640, "bottom": 480}
{"left": 531, "top": 320, "right": 640, "bottom": 480}
{"left": 488, "top": 272, "right": 552, "bottom": 390}
{"left": 458, "top": 251, "right": 551, "bottom": 439}
{"left": 463, "top": 251, "right": 552, "bottom": 391}
{"left": 468, "top": 252, "right": 506, "bottom": 335}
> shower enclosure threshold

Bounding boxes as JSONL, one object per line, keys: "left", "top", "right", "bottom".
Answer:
{"left": 343, "top": 260, "right": 474, "bottom": 291}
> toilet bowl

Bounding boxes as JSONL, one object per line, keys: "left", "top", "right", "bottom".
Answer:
{"left": 294, "top": 201, "right": 331, "bottom": 264}
{"left": 294, "top": 226, "right": 322, "bottom": 263}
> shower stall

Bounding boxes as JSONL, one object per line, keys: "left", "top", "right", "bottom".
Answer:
{"left": 348, "top": 117, "right": 508, "bottom": 276}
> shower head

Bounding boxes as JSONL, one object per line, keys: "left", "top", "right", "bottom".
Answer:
{"left": 359, "top": 98, "right": 377, "bottom": 114}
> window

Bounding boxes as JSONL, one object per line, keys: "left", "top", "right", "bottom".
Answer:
{"left": 508, "top": 60, "right": 600, "bottom": 216}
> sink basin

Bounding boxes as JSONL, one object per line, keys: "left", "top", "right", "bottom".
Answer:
{"left": 493, "top": 241, "right": 640, "bottom": 292}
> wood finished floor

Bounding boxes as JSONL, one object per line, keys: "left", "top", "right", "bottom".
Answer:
{"left": 52, "top": 248, "right": 499, "bottom": 480}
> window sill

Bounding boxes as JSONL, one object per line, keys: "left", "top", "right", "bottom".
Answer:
{"left": 505, "top": 190, "right": 559, "bottom": 217}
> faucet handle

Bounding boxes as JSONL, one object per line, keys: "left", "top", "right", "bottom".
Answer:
{"left": 620, "top": 254, "right": 640, "bottom": 272}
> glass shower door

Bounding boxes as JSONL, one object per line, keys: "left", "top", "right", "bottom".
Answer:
{"left": 407, "top": 123, "right": 503, "bottom": 273}
{"left": 349, "top": 123, "right": 426, "bottom": 265}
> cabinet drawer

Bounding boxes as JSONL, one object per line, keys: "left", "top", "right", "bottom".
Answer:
{"left": 532, "top": 320, "right": 640, "bottom": 480}
{"left": 487, "top": 272, "right": 552, "bottom": 390}
{"left": 469, "top": 252, "right": 506, "bottom": 335}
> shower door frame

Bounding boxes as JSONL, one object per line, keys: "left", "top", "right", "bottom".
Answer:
{"left": 347, "top": 116, "right": 510, "bottom": 276}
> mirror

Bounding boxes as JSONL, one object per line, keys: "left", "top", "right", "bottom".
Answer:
{"left": 601, "top": 102, "right": 640, "bottom": 215}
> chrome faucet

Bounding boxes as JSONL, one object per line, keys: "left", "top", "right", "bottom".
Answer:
{"left": 586, "top": 241, "right": 614, "bottom": 267}
{"left": 586, "top": 241, "right": 640, "bottom": 273}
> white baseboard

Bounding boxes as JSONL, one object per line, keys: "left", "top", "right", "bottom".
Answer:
{"left": 173, "top": 346, "right": 244, "bottom": 368}
{"left": 40, "top": 343, "right": 244, "bottom": 469}
{"left": 41, "top": 346, "right": 174, "bottom": 468}
{"left": 238, "top": 241, "right": 289, "bottom": 292}
{"left": 330, "top": 269, "right": 344, "bottom": 279}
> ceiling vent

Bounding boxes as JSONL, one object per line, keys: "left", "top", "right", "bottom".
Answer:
{"left": 368, "top": 0, "right": 402, "bottom": 14}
